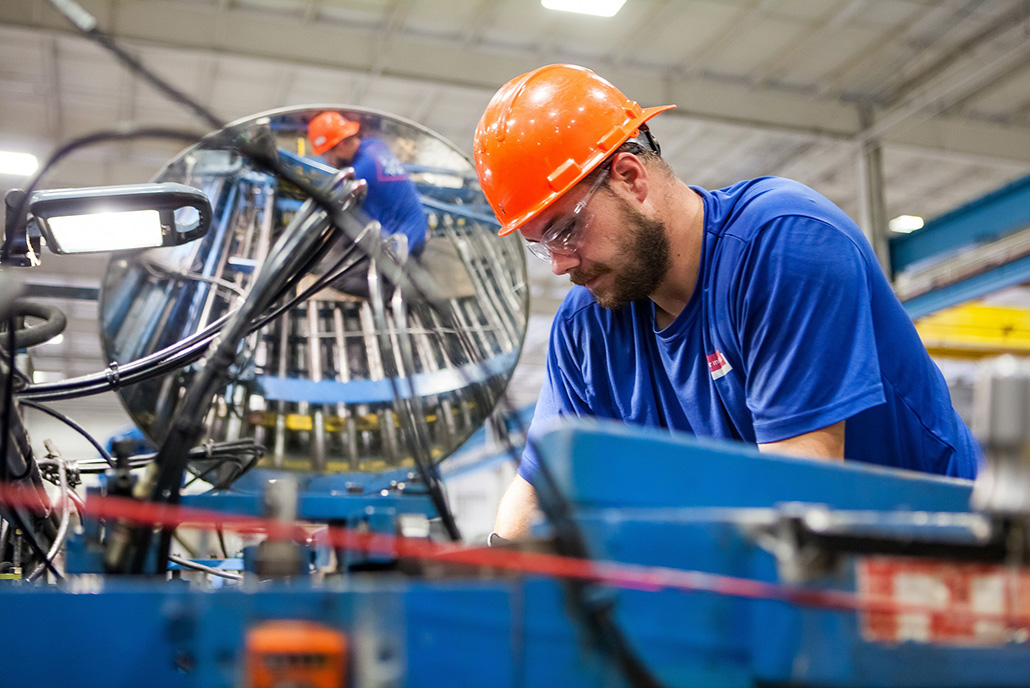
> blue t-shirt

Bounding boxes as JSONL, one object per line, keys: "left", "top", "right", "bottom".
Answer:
{"left": 349, "top": 138, "right": 427, "bottom": 255}
{"left": 521, "top": 177, "right": 982, "bottom": 484}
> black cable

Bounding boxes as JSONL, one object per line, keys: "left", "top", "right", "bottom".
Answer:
{"left": 74, "top": 439, "right": 262, "bottom": 474}
{"left": 52, "top": 0, "right": 223, "bottom": 132}
{"left": 0, "top": 29, "right": 454, "bottom": 542}
{"left": 19, "top": 400, "right": 115, "bottom": 467}
{"left": 183, "top": 462, "right": 236, "bottom": 491}
{"left": 7, "top": 301, "right": 67, "bottom": 349}
{"left": 1, "top": 318, "right": 15, "bottom": 486}
{"left": 182, "top": 445, "right": 263, "bottom": 491}
{"left": 0, "top": 126, "right": 229, "bottom": 409}
{"left": 0, "top": 321, "right": 61, "bottom": 579}
{"left": 17, "top": 310, "right": 232, "bottom": 401}
{"left": 251, "top": 232, "right": 370, "bottom": 329}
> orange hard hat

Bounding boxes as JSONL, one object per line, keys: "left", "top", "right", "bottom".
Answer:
{"left": 308, "top": 112, "right": 360, "bottom": 155}
{"left": 473, "top": 64, "right": 675, "bottom": 236}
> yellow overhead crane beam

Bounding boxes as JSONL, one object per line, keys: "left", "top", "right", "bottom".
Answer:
{"left": 916, "top": 302, "right": 1030, "bottom": 359}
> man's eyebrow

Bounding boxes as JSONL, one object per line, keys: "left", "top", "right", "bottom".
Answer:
{"left": 524, "top": 215, "right": 561, "bottom": 243}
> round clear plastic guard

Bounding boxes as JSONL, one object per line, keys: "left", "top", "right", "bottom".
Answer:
{"left": 100, "top": 106, "right": 528, "bottom": 482}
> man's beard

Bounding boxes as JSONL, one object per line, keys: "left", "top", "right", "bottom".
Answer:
{"left": 570, "top": 199, "right": 671, "bottom": 310}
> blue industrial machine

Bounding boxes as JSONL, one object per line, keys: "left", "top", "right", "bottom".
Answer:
{"left": 1, "top": 421, "right": 1029, "bottom": 686}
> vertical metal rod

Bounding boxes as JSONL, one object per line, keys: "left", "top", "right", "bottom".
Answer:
{"left": 359, "top": 291, "right": 397, "bottom": 467}
{"left": 445, "top": 218, "right": 517, "bottom": 349}
{"left": 306, "top": 298, "right": 327, "bottom": 472}
{"left": 272, "top": 311, "right": 288, "bottom": 467}
{"left": 332, "top": 306, "right": 359, "bottom": 464}
{"left": 411, "top": 306, "right": 456, "bottom": 446}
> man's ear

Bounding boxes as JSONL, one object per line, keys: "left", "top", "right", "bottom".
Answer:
{"left": 608, "top": 152, "right": 649, "bottom": 203}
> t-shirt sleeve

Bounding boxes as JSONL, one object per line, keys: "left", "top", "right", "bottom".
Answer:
{"left": 518, "top": 316, "right": 590, "bottom": 486}
{"left": 734, "top": 216, "right": 886, "bottom": 443}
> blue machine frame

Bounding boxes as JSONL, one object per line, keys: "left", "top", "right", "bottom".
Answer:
{"left": 2, "top": 421, "right": 1027, "bottom": 687}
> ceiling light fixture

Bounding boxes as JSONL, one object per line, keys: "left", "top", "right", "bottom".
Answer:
{"left": 0, "top": 151, "right": 39, "bottom": 177}
{"left": 542, "top": 0, "right": 627, "bottom": 18}
{"left": 889, "top": 214, "right": 924, "bottom": 234}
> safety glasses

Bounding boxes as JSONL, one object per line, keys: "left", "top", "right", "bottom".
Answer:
{"left": 524, "top": 167, "right": 610, "bottom": 262}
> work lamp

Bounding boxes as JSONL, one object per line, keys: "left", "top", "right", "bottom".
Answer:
{"left": 28, "top": 183, "right": 212, "bottom": 255}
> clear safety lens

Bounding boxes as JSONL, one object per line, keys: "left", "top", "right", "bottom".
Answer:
{"left": 523, "top": 167, "right": 609, "bottom": 263}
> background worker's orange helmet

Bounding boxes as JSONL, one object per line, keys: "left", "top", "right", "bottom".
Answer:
{"left": 308, "top": 112, "right": 360, "bottom": 155}
{"left": 473, "top": 64, "right": 675, "bottom": 236}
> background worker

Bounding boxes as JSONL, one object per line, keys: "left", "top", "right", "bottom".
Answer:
{"left": 473, "top": 64, "right": 983, "bottom": 541}
{"left": 307, "top": 111, "right": 428, "bottom": 297}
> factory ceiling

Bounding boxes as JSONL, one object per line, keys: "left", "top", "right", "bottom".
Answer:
{"left": 2, "top": 0, "right": 1030, "bottom": 415}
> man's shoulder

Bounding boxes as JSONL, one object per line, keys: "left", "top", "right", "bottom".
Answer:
{"left": 708, "top": 176, "right": 852, "bottom": 240}
{"left": 715, "top": 176, "right": 821, "bottom": 206}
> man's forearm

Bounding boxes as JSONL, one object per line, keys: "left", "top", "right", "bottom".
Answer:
{"left": 493, "top": 475, "right": 539, "bottom": 540}
{"left": 758, "top": 420, "right": 846, "bottom": 460}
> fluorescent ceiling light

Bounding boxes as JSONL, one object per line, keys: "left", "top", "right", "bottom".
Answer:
{"left": 542, "top": 0, "right": 626, "bottom": 18}
{"left": 46, "top": 209, "right": 164, "bottom": 254}
{"left": 889, "top": 214, "right": 924, "bottom": 234}
{"left": 0, "top": 151, "right": 39, "bottom": 177}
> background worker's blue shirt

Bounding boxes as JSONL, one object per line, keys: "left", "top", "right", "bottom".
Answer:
{"left": 520, "top": 177, "right": 982, "bottom": 485}
{"left": 350, "top": 137, "right": 427, "bottom": 255}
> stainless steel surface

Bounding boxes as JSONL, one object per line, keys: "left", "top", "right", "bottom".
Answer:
{"left": 99, "top": 106, "right": 528, "bottom": 478}
{"left": 972, "top": 355, "right": 1030, "bottom": 517}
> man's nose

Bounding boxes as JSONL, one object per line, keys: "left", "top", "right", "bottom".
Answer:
{"left": 550, "top": 251, "right": 579, "bottom": 276}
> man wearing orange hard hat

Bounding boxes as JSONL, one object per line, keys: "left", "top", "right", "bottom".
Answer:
{"left": 308, "top": 111, "right": 427, "bottom": 296}
{"left": 473, "top": 64, "right": 981, "bottom": 542}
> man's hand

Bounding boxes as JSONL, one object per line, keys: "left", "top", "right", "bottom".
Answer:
{"left": 758, "top": 420, "right": 845, "bottom": 460}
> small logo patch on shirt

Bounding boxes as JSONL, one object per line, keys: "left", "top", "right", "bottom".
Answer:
{"left": 706, "top": 350, "right": 732, "bottom": 380}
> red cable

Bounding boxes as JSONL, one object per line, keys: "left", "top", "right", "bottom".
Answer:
{"left": 2, "top": 481, "right": 1029, "bottom": 629}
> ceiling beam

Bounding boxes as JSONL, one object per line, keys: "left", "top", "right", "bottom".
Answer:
{"left": 4, "top": 1, "right": 1030, "bottom": 166}
{"left": 41, "top": 36, "right": 62, "bottom": 142}
{"left": 857, "top": 19, "right": 1030, "bottom": 145}
{"left": 746, "top": 0, "right": 870, "bottom": 89}
{"left": 873, "top": 1, "right": 1030, "bottom": 107}
{"left": 460, "top": 0, "right": 497, "bottom": 51}
{"left": 670, "top": 0, "right": 776, "bottom": 81}
{"left": 604, "top": 0, "right": 677, "bottom": 68}
{"left": 352, "top": 0, "right": 412, "bottom": 104}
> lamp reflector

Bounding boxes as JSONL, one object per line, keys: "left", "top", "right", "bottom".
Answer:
{"left": 45, "top": 209, "right": 164, "bottom": 253}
